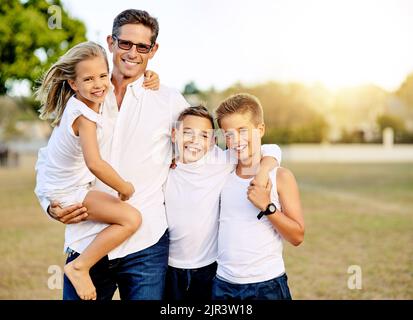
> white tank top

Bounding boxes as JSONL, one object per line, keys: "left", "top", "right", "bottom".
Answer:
{"left": 217, "top": 167, "right": 285, "bottom": 284}
{"left": 43, "top": 96, "right": 103, "bottom": 193}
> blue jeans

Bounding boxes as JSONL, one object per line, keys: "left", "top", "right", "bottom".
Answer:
{"left": 165, "top": 262, "right": 217, "bottom": 301}
{"left": 63, "top": 230, "right": 169, "bottom": 300}
{"left": 212, "top": 273, "right": 292, "bottom": 300}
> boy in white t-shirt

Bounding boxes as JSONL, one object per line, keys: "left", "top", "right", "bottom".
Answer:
{"left": 164, "top": 106, "right": 282, "bottom": 301}
{"left": 213, "top": 93, "right": 305, "bottom": 300}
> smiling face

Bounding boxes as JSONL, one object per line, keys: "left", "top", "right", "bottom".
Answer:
{"left": 220, "top": 111, "right": 265, "bottom": 166}
{"left": 173, "top": 115, "right": 215, "bottom": 164}
{"left": 107, "top": 23, "right": 158, "bottom": 81}
{"left": 67, "top": 56, "right": 109, "bottom": 109}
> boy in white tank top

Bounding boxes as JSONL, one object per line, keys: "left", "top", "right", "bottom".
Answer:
{"left": 213, "top": 93, "right": 305, "bottom": 300}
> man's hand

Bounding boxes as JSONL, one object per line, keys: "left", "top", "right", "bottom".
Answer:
{"left": 143, "top": 70, "right": 160, "bottom": 90}
{"left": 247, "top": 179, "right": 273, "bottom": 211}
{"left": 48, "top": 201, "right": 88, "bottom": 224}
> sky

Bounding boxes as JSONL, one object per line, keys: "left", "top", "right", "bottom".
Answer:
{"left": 59, "top": 0, "right": 413, "bottom": 92}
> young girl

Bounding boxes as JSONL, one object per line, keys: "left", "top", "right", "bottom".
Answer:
{"left": 36, "top": 41, "right": 159, "bottom": 300}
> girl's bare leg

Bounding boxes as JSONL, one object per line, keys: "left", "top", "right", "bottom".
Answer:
{"left": 64, "top": 191, "right": 141, "bottom": 300}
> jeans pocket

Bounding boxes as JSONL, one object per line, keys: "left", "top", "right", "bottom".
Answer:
{"left": 277, "top": 274, "right": 292, "bottom": 300}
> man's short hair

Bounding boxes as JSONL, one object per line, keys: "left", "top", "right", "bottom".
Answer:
{"left": 112, "top": 9, "right": 159, "bottom": 44}
{"left": 215, "top": 93, "right": 264, "bottom": 127}
{"left": 177, "top": 105, "right": 215, "bottom": 129}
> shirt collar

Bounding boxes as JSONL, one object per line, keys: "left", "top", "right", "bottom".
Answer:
{"left": 176, "top": 145, "right": 223, "bottom": 169}
{"left": 128, "top": 74, "right": 145, "bottom": 96}
{"left": 108, "top": 73, "right": 145, "bottom": 97}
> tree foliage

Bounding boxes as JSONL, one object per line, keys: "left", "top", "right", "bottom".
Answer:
{"left": 0, "top": 0, "right": 87, "bottom": 94}
{"left": 396, "top": 73, "right": 413, "bottom": 109}
{"left": 196, "top": 81, "right": 330, "bottom": 144}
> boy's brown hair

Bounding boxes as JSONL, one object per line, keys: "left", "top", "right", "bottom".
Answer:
{"left": 177, "top": 105, "right": 215, "bottom": 129}
{"left": 215, "top": 93, "right": 264, "bottom": 127}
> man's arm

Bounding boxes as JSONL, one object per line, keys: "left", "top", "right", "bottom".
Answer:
{"left": 48, "top": 201, "right": 88, "bottom": 224}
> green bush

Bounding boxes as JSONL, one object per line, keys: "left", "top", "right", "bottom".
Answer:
{"left": 263, "top": 116, "right": 328, "bottom": 144}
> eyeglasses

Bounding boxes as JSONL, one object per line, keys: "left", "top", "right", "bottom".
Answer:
{"left": 112, "top": 35, "right": 154, "bottom": 53}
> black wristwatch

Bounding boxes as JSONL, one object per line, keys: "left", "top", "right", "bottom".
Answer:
{"left": 257, "top": 203, "right": 277, "bottom": 220}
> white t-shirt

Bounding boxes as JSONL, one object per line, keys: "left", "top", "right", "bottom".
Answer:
{"left": 42, "top": 95, "right": 103, "bottom": 193}
{"left": 217, "top": 167, "right": 285, "bottom": 284}
{"left": 35, "top": 75, "right": 189, "bottom": 259}
{"left": 165, "top": 145, "right": 282, "bottom": 269}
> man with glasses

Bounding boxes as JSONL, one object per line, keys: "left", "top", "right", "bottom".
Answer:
{"left": 35, "top": 9, "right": 189, "bottom": 300}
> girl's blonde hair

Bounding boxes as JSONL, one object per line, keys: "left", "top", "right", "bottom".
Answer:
{"left": 36, "top": 41, "right": 109, "bottom": 126}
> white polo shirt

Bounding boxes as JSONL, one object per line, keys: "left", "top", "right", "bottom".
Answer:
{"left": 35, "top": 75, "right": 189, "bottom": 259}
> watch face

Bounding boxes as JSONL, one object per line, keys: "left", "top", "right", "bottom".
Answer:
{"left": 268, "top": 204, "right": 277, "bottom": 213}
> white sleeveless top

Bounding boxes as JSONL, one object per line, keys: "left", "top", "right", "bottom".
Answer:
{"left": 43, "top": 96, "right": 103, "bottom": 193}
{"left": 217, "top": 167, "right": 285, "bottom": 284}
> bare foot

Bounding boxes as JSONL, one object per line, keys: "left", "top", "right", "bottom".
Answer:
{"left": 64, "top": 260, "right": 97, "bottom": 300}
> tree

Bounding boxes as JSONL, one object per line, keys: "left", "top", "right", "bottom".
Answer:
{"left": 183, "top": 81, "right": 201, "bottom": 95}
{"left": 0, "top": 0, "right": 87, "bottom": 94}
{"left": 396, "top": 73, "right": 413, "bottom": 109}
{"left": 377, "top": 114, "right": 405, "bottom": 134}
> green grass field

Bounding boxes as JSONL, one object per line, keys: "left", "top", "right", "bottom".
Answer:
{"left": 0, "top": 155, "right": 412, "bottom": 299}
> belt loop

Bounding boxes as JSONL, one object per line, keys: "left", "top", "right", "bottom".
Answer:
{"left": 186, "top": 269, "right": 191, "bottom": 291}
